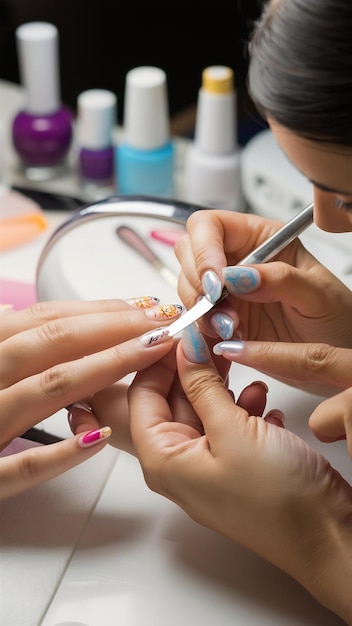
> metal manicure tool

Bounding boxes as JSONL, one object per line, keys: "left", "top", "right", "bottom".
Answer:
{"left": 166, "top": 202, "right": 314, "bottom": 337}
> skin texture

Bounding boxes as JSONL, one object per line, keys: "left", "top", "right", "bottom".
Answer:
{"left": 0, "top": 298, "right": 176, "bottom": 500}
{"left": 173, "top": 121, "right": 352, "bottom": 450}
{"left": 67, "top": 122, "right": 352, "bottom": 622}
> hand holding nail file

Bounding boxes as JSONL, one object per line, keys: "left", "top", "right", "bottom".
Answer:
{"left": 166, "top": 202, "right": 314, "bottom": 337}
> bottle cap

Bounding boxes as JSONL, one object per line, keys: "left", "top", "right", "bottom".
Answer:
{"left": 16, "top": 22, "right": 61, "bottom": 115}
{"left": 77, "top": 89, "right": 117, "bottom": 149}
{"left": 202, "top": 66, "right": 234, "bottom": 94}
{"left": 123, "top": 66, "right": 170, "bottom": 150}
{"left": 195, "top": 65, "right": 236, "bottom": 153}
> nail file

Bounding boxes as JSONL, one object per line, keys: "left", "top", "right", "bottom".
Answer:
{"left": 167, "top": 202, "right": 314, "bottom": 337}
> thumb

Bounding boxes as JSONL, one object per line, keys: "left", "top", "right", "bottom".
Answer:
{"left": 177, "top": 324, "right": 253, "bottom": 449}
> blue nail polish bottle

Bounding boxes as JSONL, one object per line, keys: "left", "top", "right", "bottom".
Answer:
{"left": 116, "top": 66, "right": 175, "bottom": 197}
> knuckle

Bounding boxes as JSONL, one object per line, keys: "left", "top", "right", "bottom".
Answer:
{"left": 27, "top": 301, "right": 60, "bottom": 323}
{"left": 17, "top": 449, "right": 41, "bottom": 485}
{"left": 186, "top": 370, "right": 223, "bottom": 408}
{"left": 304, "top": 343, "right": 336, "bottom": 372}
{"left": 37, "top": 318, "right": 72, "bottom": 347}
{"left": 40, "top": 364, "right": 73, "bottom": 398}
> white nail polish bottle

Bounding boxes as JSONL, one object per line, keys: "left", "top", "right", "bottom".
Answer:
{"left": 183, "top": 65, "right": 244, "bottom": 212}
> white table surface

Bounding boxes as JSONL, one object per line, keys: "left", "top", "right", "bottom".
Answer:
{"left": 0, "top": 79, "right": 350, "bottom": 626}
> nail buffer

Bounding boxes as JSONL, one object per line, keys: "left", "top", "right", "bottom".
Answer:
{"left": 166, "top": 202, "right": 314, "bottom": 337}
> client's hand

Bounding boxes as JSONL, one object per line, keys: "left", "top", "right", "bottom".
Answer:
{"left": 0, "top": 297, "right": 179, "bottom": 500}
{"left": 128, "top": 322, "right": 352, "bottom": 624}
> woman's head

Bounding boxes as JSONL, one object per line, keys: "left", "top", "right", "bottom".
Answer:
{"left": 248, "top": 0, "right": 352, "bottom": 146}
{"left": 248, "top": 0, "right": 352, "bottom": 232}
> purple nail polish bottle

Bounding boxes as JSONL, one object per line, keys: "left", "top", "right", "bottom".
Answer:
{"left": 12, "top": 22, "right": 73, "bottom": 182}
{"left": 76, "top": 89, "right": 117, "bottom": 200}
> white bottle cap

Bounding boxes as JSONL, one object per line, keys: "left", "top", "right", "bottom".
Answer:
{"left": 195, "top": 65, "right": 236, "bottom": 154}
{"left": 77, "top": 89, "right": 117, "bottom": 149}
{"left": 123, "top": 66, "right": 170, "bottom": 150}
{"left": 16, "top": 22, "right": 60, "bottom": 115}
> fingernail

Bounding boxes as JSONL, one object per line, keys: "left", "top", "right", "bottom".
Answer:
{"left": 66, "top": 401, "right": 92, "bottom": 413}
{"left": 210, "top": 312, "right": 235, "bottom": 340}
{"left": 182, "top": 322, "right": 210, "bottom": 363}
{"left": 213, "top": 340, "right": 244, "bottom": 356}
{"left": 66, "top": 401, "right": 93, "bottom": 428}
{"left": 223, "top": 266, "right": 261, "bottom": 294}
{"left": 249, "top": 380, "right": 269, "bottom": 393}
{"left": 202, "top": 270, "right": 222, "bottom": 303}
{"left": 78, "top": 426, "right": 112, "bottom": 448}
{"left": 264, "top": 410, "right": 286, "bottom": 427}
{"left": 125, "top": 296, "right": 160, "bottom": 309}
{"left": 144, "top": 303, "right": 183, "bottom": 320}
{"left": 0, "top": 304, "right": 14, "bottom": 315}
{"left": 139, "top": 327, "right": 171, "bottom": 347}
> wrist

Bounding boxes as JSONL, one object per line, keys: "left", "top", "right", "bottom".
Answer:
{"left": 290, "top": 505, "right": 352, "bottom": 624}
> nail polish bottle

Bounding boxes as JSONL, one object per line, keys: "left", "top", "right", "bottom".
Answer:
{"left": 11, "top": 22, "right": 73, "bottom": 182}
{"left": 183, "top": 65, "right": 244, "bottom": 211}
{"left": 76, "top": 88, "right": 117, "bottom": 200}
{"left": 116, "top": 66, "right": 175, "bottom": 197}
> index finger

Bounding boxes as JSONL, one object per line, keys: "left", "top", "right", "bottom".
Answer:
{"left": 175, "top": 210, "right": 282, "bottom": 307}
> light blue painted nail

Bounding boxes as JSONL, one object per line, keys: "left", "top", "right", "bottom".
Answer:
{"left": 210, "top": 312, "right": 234, "bottom": 340}
{"left": 213, "top": 340, "right": 244, "bottom": 356}
{"left": 182, "top": 323, "right": 210, "bottom": 363}
{"left": 202, "top": 270, "right": 222, "bottom": 303}
{"left": 222, "top": 266, "right": 261, "bottom": 294}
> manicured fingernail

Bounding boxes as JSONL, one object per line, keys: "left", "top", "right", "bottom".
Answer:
{"left": 78, "top": 426, "right": 112, "bottom": 448}
{"left": 0, "top": 304, "right": 14, "bottom": 315}
{"left": 223, "top": 266, "right": 261, "bottom": 294}
{"left": 182, "top": 322, "right": 210, "bottom": 363}
{"left": 213, "top": 340, "right": 244, "bottom": 356}
{"left": 125, "top": 296, "right": 160, "bottom": 308}
{"left": 139, "top": 327, "right": 171, "bottom": 347}
{"left": 264, "top": 410, "right": 286, "bottom": 428}
{"left": 210, "top": 312, "right": 235, "bottom": 339}
{"left": 144, "top": 303, "right": 183, "bottom": 320}
{"left": 202, "top": 270, "right": 222, "bottom": 303}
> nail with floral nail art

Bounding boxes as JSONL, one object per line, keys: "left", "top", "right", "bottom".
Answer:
{"left": 210, "top": 312, "right": 235, "bottom": 340}
{"left": 182, "top": 322, "right": 210, "bottom": 363}
{"left": 139, "top": 327, "right": 171, "bottom": 347}
{"left": 78, "top": 426, "right": 112, "bottom": 448}
{"left": 222, "top": 266, "right": 261, "bottom": 294}
{"left": 144, "top": 303, "right": 183, "bottom": 320}
{"left": 125, "top": 296, "right": 160, "bottom": 309}
{"left": 202, "top": 270, "right": 222, "bottom": 303}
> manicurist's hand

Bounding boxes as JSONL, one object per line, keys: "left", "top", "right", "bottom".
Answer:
{"left": 175, "top": 209, "right": 352, "bottom": 352}
{"left": 129, "top": 322, "right": 352, "bottom": 624}
{"left": 0, "top": 297, "right": 180, "bottom": 499}
{"left": 212, "top": 339, "right": 352, "bottom": 454}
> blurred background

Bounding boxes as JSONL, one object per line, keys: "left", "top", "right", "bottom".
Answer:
{"left": 0, "top": 0, "right": 267, "bottom": 142}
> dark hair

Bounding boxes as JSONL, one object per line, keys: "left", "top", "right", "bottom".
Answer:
{"left": 247, "top": 0, "right": 352, "bottom": 145}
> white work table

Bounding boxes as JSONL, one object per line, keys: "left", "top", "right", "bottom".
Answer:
{"left": 0, "top": 79, "right": 351, "bottom": 626}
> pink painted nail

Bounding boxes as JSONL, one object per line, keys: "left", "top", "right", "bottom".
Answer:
{"left": 78, "top": 426, "right": 112, "bottom": 448}
{"left": 144, "top": 303, "right": 183, "bottom": 320}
